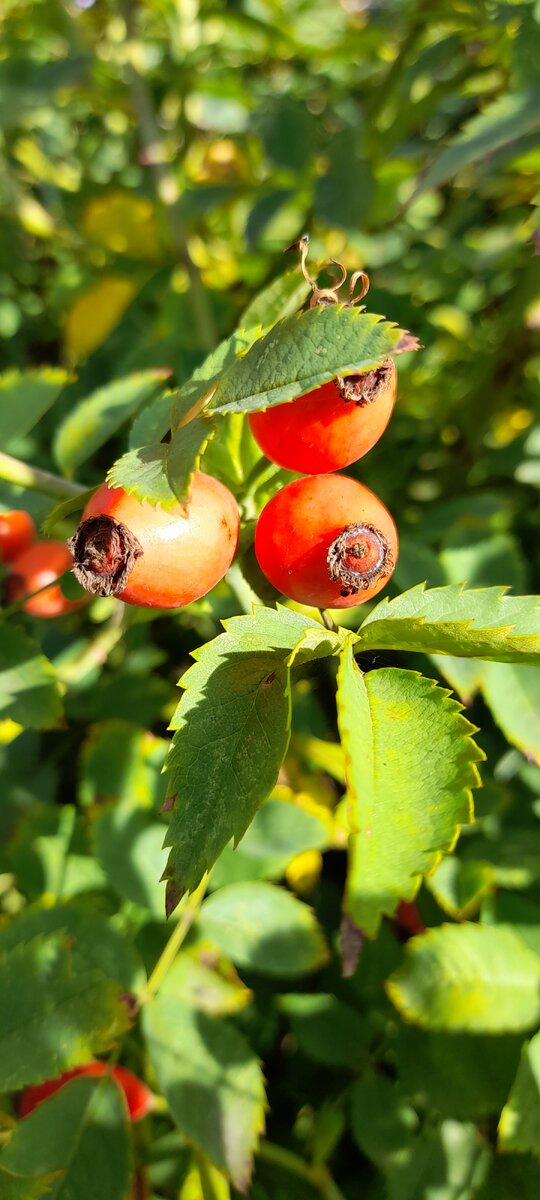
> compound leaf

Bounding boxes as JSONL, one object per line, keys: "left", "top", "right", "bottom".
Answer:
{"left": 337, "top": 648, "right": 482, "bottom": 936}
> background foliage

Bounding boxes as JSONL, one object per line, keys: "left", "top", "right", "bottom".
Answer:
{"left": 1, "top": 0, "right": 540, "bottom": 1197}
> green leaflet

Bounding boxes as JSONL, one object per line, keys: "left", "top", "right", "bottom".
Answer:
{"left": 197, "top": 882, "right": 328, "bottom": 977}
{"left": 1, "top": 1077, "right": 132, "bottom": 1200}
{"left": 0, "top": 934, "right": 130, "bottom": 1090}
{"left": 162, "top": 608, "right": 338, "bottom": 900}
{"left": 359, "top": 584, "right": 540, "bottom": 663}
{"left": 208, "top": 305, "right": 416, "bottom": 414}
{"left": 388, "top": 924, "right": 540, "bottom": 1033}
{"left": 0, "top": 625, "right": 63, "bottom": 731}
{"left": 337, "top": 647, "right": 482, "bottom": 937}
{"left": 143, "top": 995, "right": 265, "bottom": 1191}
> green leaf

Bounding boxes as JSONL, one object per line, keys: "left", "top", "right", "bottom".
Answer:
{"left": 0, "top": 934, "right": 130, "bottom": 1090}
{"left": 163, "top": 608, "right": 334, "bottom": 897}
{"left": 240, "top": 271, "right": 312, "bottom": 329}
{"left": 413, "top": 87, "right": 540, "bottom": 196}
{"left": 54, "top": 370, "right": 169, "bottom": 476}
{"left": 0, "top": 1169, "right": 57, "bottom": 1200}
{"left": 426, "top": 857, "right": 494, "bottom": 919}
{"left": 198, "top": 883, "right": 328, "bottom": 977}
{"left": 160, "top": 949, "right": 252, "bottom": 1015}
{"left": 315, "top": 130, "right": 375, "bottom": 231}
{"left": 107, "top": 443, "right": 178, "bottom": 508}
{"left": 166, "top": 414, "right": 216, "bottom": 503}
{"left": 0, "top": 369, "right": 68, "bottom": 446}
{"left": 481, "top": 662, "right": 540, "bottom": 764}
{"left": 279, "top": 993, "right": 370, "bottom": 1067}
{"left": 359, "top": 584, "right": 540, "bottom": 663}
{"left": 0, "top": 56, "right": 89, "bottom": 128}
{"left": 1, "top": 1076, "right": 132, "bottom": 1200}
{"left": 387, "top": 924, "right": 540, "bottom": 1033}
{"left": 350, "top": 1073, "right": 418, "bottom": 1167}
{"left": 207, "top": 306, "right": 416, "bottom": 415}
{"left": 143, "top": 996, "right": 265, "bottom": 1190}
{"left": 336, "top": 649, "right": 482, "bottom": 936}
{"left": 499, "top": 1031, "right": 540, "bottom": 1156}
{"left": 475, "top": 1153, "right": 540, "bottom": 1200}
{"left": 0, "top": 626, "right": 62, "bottom": 731}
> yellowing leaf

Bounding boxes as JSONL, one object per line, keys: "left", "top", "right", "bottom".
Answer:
{"left": 64, "top": 277, "right": 138, "bottom": 361}
{"left": 82, "top": 191, "right": 161, "bottom": 261}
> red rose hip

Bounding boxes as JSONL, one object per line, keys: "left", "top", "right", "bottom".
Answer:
{"left": 7, "top": 540, "right": 83, "bottom": 617}
{"left": 0, "top": 510, "right": 36, "bottom": 563}
{"left": 249, "top": 359, "right": 396, "bottom": 474}
{"left": 69, "top": 472, "right": 239, "bottom": 608}
{"left": 254, "top": 474, "right": 397, "bottom": 609}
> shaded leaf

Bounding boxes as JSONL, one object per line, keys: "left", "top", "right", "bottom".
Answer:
{"left": 166, "top": 415, "right": 216, "bottom": 503}
{"left": 240, "top": 270, "right": 311, "bottom": 329}
{"left": 163, "top": 608, "right": 335, "bottom": 896}
{"left": 350, "top": 1073, "right": 418, "bottom": 1167}
{"left": 279, "top": 993, "right": 370, "bottom": 1067}
{"left": 395, "top": 1026, "right": 522, "bottom": 1121}
{"left": 0, "top": 902, "right": 145, "bottom": 993}
{"left": 208, "top": 306, "right": 417, "bottom": 415}
{"left": 0, "top": 1169, "right": 57, "bottom": 1200}
{"left": 198, "top": 883, "right": 328, "bottom": 977}
{"left": 337, "top": 648, "right": 482, "bottom": 936}
{"left": 481, "top": 661, "right": 540, "bottom": 764}
{"left": 143, "top": 996, "right": 265, "bottom": 1190}
{"left": 0, "top": 626, "right": 62, "bottom": 731}
{"left": 387, "top": 924, "right": 540, "bottom": 1033}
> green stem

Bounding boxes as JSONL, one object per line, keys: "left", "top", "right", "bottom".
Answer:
{"left": 0, "top": 451, "right": 84, "bottom": 501}
{"left": 141, "top": 875, "right": 208, "bottom": 1004}
{"left": 256, "top": 1142, "right": 346, "bottom": 1200}
{"left": 320, "top": 609, "right": 338, "bottom": 632}
{"left": 226, "top": 561, "right": 263, "bottom": 613}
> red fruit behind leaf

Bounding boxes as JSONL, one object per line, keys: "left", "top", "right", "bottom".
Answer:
{"left": 19, "top": 1062, "right": 153, "bottom": 1121}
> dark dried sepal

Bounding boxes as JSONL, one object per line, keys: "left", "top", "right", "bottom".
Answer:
{"left": 68, "top": 514, "right": 143, "bottom": 598}
{"left": 335, "top": 358, "right": 393, "bottom": 406}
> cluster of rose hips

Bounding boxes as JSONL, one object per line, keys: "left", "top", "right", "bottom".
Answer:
{"left": 2, "top": 250, "right": 398, "bottom": 617}
{"left": 0, "top": 509, "right": 80, "bottom": 618}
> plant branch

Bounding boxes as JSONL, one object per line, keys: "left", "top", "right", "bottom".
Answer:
{"left": 141, "top": 875, "right": 208, "bottom": 1004}
{"left": 0, "top": 452, "right": 84, "bottom": 501}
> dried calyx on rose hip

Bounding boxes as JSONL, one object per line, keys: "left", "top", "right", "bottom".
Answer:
{"left": 248, "top": 238, "right": 399, "bottom": 474}
{"left": 69, "top": 473, "right": 239, "bottom": 609}
{"left": 254, "top": 474, "right": 397, "bottom": 610}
